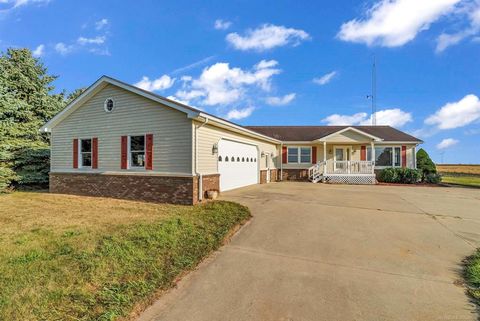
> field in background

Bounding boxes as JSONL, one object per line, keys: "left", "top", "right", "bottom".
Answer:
{"left": 437, "top": 164, "right": 480, "bottom": 175}
{"left": 437, "top": 164, "right": 480, "bottom": 188}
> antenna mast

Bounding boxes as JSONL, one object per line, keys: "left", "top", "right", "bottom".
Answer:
{"left": 372, "top": 55, "right": 377, "bottom": 126}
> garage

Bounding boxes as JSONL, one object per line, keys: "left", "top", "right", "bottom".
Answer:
{"left": 217, "top": 139, "right": 259, "bottom": 191}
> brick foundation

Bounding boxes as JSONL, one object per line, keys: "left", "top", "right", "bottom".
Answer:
{"left": 260, "top": 169, "right": 279, "bottom": 183}
{"left": 193, "top": 174, "right": 220, "bottom": 203}
{"left": 50, "top": 172, "right": 220, "bottom": 205}
{"left": 281, "top": 168, "right": 309, "bottom": 181}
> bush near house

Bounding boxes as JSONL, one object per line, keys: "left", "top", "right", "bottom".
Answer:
{"left": 0, "top": 192, "right": 251, "bottom": 321}
{"left": 416, "top": 148, "right": 437, "bottom": 182}
{"left": 378, "top": 167, "right": 421, "bottom": 184}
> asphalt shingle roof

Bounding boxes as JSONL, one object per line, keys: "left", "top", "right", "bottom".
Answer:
{"left": 244, "top": 126, "right": 422, "bottom": 142}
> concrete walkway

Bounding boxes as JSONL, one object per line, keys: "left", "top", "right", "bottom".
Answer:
{"left": 138, "top": 182, "right": 480, "bottom": 321}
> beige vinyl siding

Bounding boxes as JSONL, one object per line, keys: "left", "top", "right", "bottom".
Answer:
{"left": 51, "top": 84, "right": 192, "bottom": 174}
{"left": 324, "top": 131, "right": 374, "bottom": 143}
{"left": 195, "top": 122, "right": 279, "bottom": 174}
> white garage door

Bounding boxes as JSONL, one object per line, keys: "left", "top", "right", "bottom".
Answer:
{"left": 218, "top": 139, "right": 259, "bottom": 191}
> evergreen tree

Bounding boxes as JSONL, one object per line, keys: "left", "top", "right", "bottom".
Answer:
{"left": 416, "top": 148, "right": 437, "bottom": 182}
{"left": 0, "top": 48, "right": 65, "bottom": 191}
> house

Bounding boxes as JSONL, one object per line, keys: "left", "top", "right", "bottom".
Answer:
{"left": 40, "top": 76, "right": 423, "bottom": 205}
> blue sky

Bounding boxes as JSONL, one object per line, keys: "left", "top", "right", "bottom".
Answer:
{"left": 1, "top": 0, "right": 480, "bottom": 164}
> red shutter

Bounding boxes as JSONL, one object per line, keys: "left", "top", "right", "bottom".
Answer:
{"left": 73, "top": 139, "right": 78, "bottom": 169}
{"left": 282, "top": 146, "right": 287, "bottom": 164}
{"left": 312, "top": 146, "right": 317, "bottom": 164}
{"left": 401, "top": 145, "right": 407, "bottom": 168}
{"left": 360, "top": 145, "right": 366, "bottom": 161}
{"left": 121, "top": 136, "right": 128, "bottom": 169}
{"left": 92, "top": 138, "right": 98, "bottom": 169}
{"left": 145, "top": 134, "right": 153, "bottom": 170}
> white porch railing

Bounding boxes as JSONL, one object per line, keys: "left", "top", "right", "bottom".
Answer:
{"left": 308, "top": 161, "right": 325, "bottom": 183}
{"left": 332, "top": 160, "right": 375, "bottom": 174}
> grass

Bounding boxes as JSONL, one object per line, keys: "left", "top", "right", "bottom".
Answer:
{"left": 0, "top": 192, "right": 251, "bottom": 321}
{"left": 464, "top": 249, "right": 480, "bottom": 305}
{"left": 441, "top": 175, "right": 480, "bottom": 188}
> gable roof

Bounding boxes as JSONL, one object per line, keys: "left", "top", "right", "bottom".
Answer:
{"left": 244, "top": 126, "right": 422, "bottom": 143}
{"left": 40, "top": 75, "right": 281, "bottom": 144}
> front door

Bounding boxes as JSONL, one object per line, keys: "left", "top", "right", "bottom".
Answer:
{"left": 334, "top": 147, "right": 351, "bottom": 172}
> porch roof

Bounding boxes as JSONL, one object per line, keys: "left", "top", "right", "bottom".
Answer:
{"left": 245, "top": 125, "right": 422, "bottom": 143}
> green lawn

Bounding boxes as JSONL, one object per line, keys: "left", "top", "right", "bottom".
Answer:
{"left": 0, "top": 192, "right": 250, "bottom": 321}
{"left": 441, "top": 175, "right": 480, "bottom": 188}
{"left": 465, "top": 249, "right": 480, "bottom": 305}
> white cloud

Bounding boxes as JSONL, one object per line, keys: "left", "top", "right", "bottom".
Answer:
{"left": 322, "top": 108, "right": 412, "bottom": 127}
{"left": 437, "top": 138, "right": 459, "bottom": 149}
{"left": 95, "top": 18, "right": 109, "bottom": 30}
{"left": 322, "top": 112, "right": 369, "bottom": 126}
{"left": 266, "top": 93, "right": 296, "bottom": 106}
{"left": 0, "top": 0, "right": 50, "bottom": 12}
{"left": 134, "top": 75, "right": 175, "bottom": 92}
{"left": 32, "top": 44, "right": 44, "bottom": 57}
{"left": 313, "top": 71, "right": 337, "bottom": 85}
{"left": 214, "top": 19, "right": 232, "bottom": 30}
{"left": 225, "top": 107, "right": 254, "bottom": 120}
{"left": 54, "top": 42, "right": 73, "bottom": 55}
{"left": 77, "top": 36, "right": 106, "bottom": 45}
{"left": 435, "top": 3, "right": 480, "bottom": 52}
{"left": 179, "top": 60, "right": 281, "bottom": 106}
{"left": 425, "top": 94, "right": 480, "bottom": 129}
{"left": 226, "top": 24, "right": 310, "bottom": 51}
{"left": 338, "top": 0, "right": 461, "bottom": 47}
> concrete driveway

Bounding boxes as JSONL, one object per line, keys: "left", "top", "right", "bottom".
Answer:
{"left": 138, "top": 182, "right": 480, "bottom": 321}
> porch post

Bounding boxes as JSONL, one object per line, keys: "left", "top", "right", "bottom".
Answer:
{"left": 370, "top": 141, "right": 375, "bottom": 174}
{"left": 413, "top": 145, "right": 417, "bottom": 169}
{"left": 323, "top": 141, "right": 327, "bottom": 175}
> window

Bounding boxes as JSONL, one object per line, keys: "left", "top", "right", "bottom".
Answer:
{"left": 300, "top": 147, "right": 311, "bottom": 163}
{"left": 129, "top": 135, "right": 145, "bottom": 167}
{"left": 80, "top": 139, "right": 92, "bottom": 167}
{"left": 394, "top": 147, "right": 401, "bottom": 167}
{"left": 287, "top": 146, "right": 311, "bottom": 163}
{"left": 287, "top": 147, "right": 298, "bottom": 163}
{"left": 367, "top": 146, "right": 401, "bottom": 167}
{"left": 104, "top": 98, "right": 115, "bottom": 112}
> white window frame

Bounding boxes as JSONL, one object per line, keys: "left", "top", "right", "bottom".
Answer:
{"left": 104, "top": 97, "right": 115, "bottom": 113}
{"left": 128, "top": 135, "right": 146, "bottom": 169}
{"left": 287, "top": 146, "right": 312, "bottom": 164}
{"left": 79, "top": 138, "right": 93, "bottom": 169}
{"left": 367, "top": 146, "right": 402, "bottom": 168}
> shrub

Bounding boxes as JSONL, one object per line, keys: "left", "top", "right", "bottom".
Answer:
{"left": 416, "top": 148, "right": 437, "bottom": 182}
{"left": 378, "top": 168, "right": 399, "bottom": 183}
{"left": 425, "top": 173, "right": 442, "bottom": 184}
{"left": 378, "top": 167, "right": 420, "bottom": 184}
{"left": 0, "top": 166, "right": 17, "bottom": 192}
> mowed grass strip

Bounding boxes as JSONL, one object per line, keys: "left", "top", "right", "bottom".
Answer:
{"left": 465, "top": 249, "right": 480, "bottom": 305}
{"left": 0, "top": 192, "right": 251, "bottom": 321}
{"left": 441, "top": 176, "right": 480, "bottom": 188}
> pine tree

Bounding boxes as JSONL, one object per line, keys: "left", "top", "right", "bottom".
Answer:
{"left": 416, "top": 148, "right": 437, "bottom": 182}
{"left": 0, "top": 48, "right": 65, "bottom": 191}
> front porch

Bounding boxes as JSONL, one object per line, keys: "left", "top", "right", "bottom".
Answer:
{"left": 280, "top": 127, "right": 416, "bottom": 185}
{"left": 308, "top": 160, "right": 376, "bottom": 184}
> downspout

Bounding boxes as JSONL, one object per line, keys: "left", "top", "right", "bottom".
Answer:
{"left": 280, "top": 143, "right": 283, "bottom": 181}
{"left": 195, "top": 117, "right": 209, "bottom": 201}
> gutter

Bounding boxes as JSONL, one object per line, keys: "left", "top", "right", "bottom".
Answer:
{"left": 194, "top": 117, "right": 209, "bottom": 201}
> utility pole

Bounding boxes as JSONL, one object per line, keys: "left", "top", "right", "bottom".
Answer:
{"left": 372, "top": 55, "right": 377, "bottom": 126}
{"left": 367, "top": 55, "right": 377, "bottom": 126}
